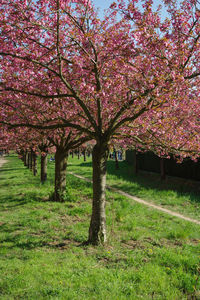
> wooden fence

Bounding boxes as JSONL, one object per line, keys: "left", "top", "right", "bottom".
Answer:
{"left": 126, "top": 150, "right": 200, "bottom": 181}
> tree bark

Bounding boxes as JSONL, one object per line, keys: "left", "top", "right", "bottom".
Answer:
{"left": 33, "top": 152, "right": 37, "bottom": 176}
{"left": 83, "top": 150, "right": 86, "bottom": 162}
{"left": 21, "top": 150, "right": 25, "bottom": 163}
{"left": 41, "top": 154, "right": 48, "bottom": 183}
{"left": 88, "top": 142, "right": 109, "bottom": 245}
{"left": 54, "top": 147, "right": 68, "bottom": 202}
{"left": 28, "top": 152, "right": 31, "bottom": 169}
{"left": 77, "top": 149, "right": 80, "bottom": 159}
{"left": 30, "top": 149, "right": 33, "bottom": 170}
{"left": 114, "top": 148, "right": 119, "bottom": 170}
{"left": 24, "top": 151, "right": 28, "bottom": 167}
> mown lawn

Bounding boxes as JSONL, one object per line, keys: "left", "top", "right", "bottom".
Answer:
{"left": 0, "top": 154, "right": 199, "bottom": 299}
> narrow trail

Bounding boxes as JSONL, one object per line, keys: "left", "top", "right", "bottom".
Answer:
{"left": 69, "top": 172, "right": 200, "bottom": 226}
{"left": 0, "top": 157, "right": 7, "bottom": 169}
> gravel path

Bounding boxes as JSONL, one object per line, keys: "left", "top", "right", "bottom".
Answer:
{"left": 69, "top": 172, "right": 200, "bottom": 226}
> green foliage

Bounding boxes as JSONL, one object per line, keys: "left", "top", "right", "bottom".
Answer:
{"left": 0, "top": 155, "right": 199, "bottom": 299}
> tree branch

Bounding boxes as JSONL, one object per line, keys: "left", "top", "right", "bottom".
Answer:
{"left": 0, "top": 86, "right": 74, "bottom": 99}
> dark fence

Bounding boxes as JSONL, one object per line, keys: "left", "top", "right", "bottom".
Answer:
{"left": 126, "top": 150, "right": 200, "bottom": 181}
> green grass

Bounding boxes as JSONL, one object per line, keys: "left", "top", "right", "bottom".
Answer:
{"left": 68, "top": 155, "right": 200, "bottom": 221}
{"left": 0, "top": 154, "right": 200, "bottom": 299}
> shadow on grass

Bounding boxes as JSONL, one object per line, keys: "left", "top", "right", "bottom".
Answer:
{"left": 0, "top": 222, "right": 83, "bottom": 251}
{"left": 75, "top": 160, "right": 200, "bottom": 204}
{"left": 0, "top": 167, "right": 26, "bottom": 172}
{"left": 0, "top": 191, "right": 52, "bottom": 208}
{"left": 0, "top": 182, "right": 32, "bottom": 188}
{"left": 0, "top": 235, "right": 51, "bottom": 250}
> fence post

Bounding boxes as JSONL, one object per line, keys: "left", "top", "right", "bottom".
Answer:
{"left": 133, "top": 150, "right": 138, "bottom": 175}
{"left": 160, "top": 158, "right": 166, "bottom": 180}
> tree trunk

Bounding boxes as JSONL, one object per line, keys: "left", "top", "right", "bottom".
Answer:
{"left": 21, "top": 150, "right": 25, "bottom": 163}
{"left": 114, "top": 148, "right": 119, "bottom": 170}
{"left": 28, "top": 152, "right": 31, "bottom": 169}
{"left": 77, "top": 149, "right": 80, "bottom": 159}
{"left": 83, "top": 150, "right": 86, "bottom": 162}
{"left": 24, "top": 151, "right": 28, "bottom": 167}
{"left": 88, "top": 143, "right": 109, "bottom": 245}
{"left": 54, "top": 147, "right": 68, "bottom": 202}
{"left": 30, "top": 149, "right": 33, "bottom": 170}
{"left": 41, "top": 154, "right": 48, "bottom": 183}
{"left": 33, "top": 152, "right": 37, "bottom": 176}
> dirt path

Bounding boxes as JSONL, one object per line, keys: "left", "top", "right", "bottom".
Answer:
{"left": 0, "top": 157, "right": 7, "bottom": 168}
{"left": 69, "top": 172, "right": 200, "bottom": 226}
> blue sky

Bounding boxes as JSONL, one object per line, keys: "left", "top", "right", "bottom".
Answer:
{"left": 92, "top": 0, "right": 115, "bottom": 10}
{"left": 91, "top": 0, "right": 169, "bottom": 19}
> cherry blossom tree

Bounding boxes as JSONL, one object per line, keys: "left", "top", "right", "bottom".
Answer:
{"left": 1, "top": 122, "right": 90, "bottom": 201}
{"left": 47, "top": 128, "right": 90, "bottom": 201}
{"left": 0, "top": 0, "right": 199, "bottom": 244}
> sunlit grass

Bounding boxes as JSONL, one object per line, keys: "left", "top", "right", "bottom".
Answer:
{"left": 0, "top": 155, "right": 199, "bottom": 299}
{"left": 68, "top": 155, "right": 200, "bottom": 220}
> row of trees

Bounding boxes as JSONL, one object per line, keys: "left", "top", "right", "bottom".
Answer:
{"left": 0, "top": 0, "right": 200, "bottom": 244}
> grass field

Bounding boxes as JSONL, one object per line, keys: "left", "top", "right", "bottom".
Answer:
{"left": 68, "top": 155, "right": 200, "bottom": 221}
{"left": 0, "top": 154, "right": 200, "bottom": 299}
